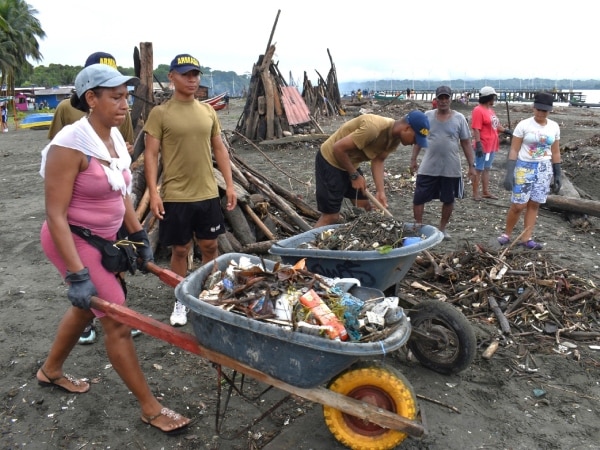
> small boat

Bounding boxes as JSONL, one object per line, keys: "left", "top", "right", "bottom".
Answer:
{"left": 210, "top": 100, "right": 228, "bottom": 111}
{"left": 19, "top": 113, "right": 54, "bottom": 129}
{"left": 374, "top": 91, "right": 405, "bottom": 101}
{"left": 202, "top": 92, "right": 228, "bottom": 106}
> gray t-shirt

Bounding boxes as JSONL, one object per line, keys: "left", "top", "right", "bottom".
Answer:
{"left": 417, "top": 110, "right": 471, "bottom": 178}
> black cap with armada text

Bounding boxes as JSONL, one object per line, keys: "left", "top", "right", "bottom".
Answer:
{"left": 170, "top": 54, "right": 203, "bottom": 74}
{"left": 85, "top": 52, "right": 117, "bottom": 68}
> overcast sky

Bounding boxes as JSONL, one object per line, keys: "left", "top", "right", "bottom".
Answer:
{"left": 26, "top": 0, "right": 597, "bottom": 83}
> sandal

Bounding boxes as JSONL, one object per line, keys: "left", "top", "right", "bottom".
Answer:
{"left": 37, "top": 367, "right": 90, "bottom": 394}
{"left": 497, "top": 234, "right": 511, "bottom": 245}
{"left": 483, "top": 193, "right": 499, "bottom": 199}
{"left": 518, "top": 239, "right": 543, "bottom": 250}
{"left": 141, "top": 407, "right": 191, "bottom": 435}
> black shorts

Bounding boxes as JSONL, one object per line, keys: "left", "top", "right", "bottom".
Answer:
{"left": 315, "top": 150, "right": 366, "bottom": 214}
{"left": 159, "top": 198, "right": 225, "bottom": 246}
{"left": 413, "top": 175, "right": 463, "bottom": 205}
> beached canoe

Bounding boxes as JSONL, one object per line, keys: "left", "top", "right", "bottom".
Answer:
{"left": 19, "top": 113, "right": 54, "bottom": 129}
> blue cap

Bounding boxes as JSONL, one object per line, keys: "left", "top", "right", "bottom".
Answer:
{"left": 169, "top": 53, "right": 203, "bottom": 74}
{"left": 406, "top": 110, "right": 430, "bottom": 148}
{"left": 75, "top": 64, "right": 139, "bottom": 97}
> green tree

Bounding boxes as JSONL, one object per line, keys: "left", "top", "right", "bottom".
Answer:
{"left": 0, "top": 0, "right": 45, "bottom": 97}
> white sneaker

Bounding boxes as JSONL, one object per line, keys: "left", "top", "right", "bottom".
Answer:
{"left": 170, "top": 301, "right": 188, "bottom": 326}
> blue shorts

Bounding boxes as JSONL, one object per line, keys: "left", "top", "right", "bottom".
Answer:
{"left": 413, "top": 175, "right": 463, "bottom": 204}
{"left": 512, "top": 159, "right": 553, "bottom": 204}
{"left": 315, "top": 150, "right": 366, "bottom": 214}
{"left": 159, "top": 199, "right": 225, "bottom": 246}
{"left": 474, "top": 151, "right": 496, "bottom": 170}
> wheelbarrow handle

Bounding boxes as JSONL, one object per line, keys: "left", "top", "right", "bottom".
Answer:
{"left": 90, "top": 295, "right": 202, "bottom": 355}
{"left": 144, "top": 261, "right": 184, "bottom": 287}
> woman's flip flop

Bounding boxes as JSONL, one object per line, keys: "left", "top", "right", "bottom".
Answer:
{"left": 37, "top": 367, "right": 90, "bottom": 394}
{"left": 141, "top": 407, "right": 192, "bottom": 435}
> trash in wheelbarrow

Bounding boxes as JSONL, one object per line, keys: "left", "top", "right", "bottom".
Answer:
{"left": 175, "top": 253, "right": 412, "bottom": 388}
{"left": 269, "top": 222, "right": 443, "bottom": 291}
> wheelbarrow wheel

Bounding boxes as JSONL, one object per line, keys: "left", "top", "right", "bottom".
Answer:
{"left": 406, "top": 299, "right": 476, "bottom": 374}
{"left": 323, "top": 363, "right": 417, "bottom": 450}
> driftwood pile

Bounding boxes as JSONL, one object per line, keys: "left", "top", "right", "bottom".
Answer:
{"left": 235, "top": 11, "right": 321, "bottom": 142}
{"left": 129, "top": 137, "right": 321, "bottom": 259}
{"left": 398, "top": 241, "right": 600, "bottom": 356}
{"left": 301, "top": 48, "right": 344, "bottom": 120}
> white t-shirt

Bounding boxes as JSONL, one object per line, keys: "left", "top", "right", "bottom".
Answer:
{"left": 514, "top": 117, "right": 560, "bottom": 162}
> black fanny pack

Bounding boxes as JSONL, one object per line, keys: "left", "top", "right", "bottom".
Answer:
{"left": 69, "top": 224, "right": 139, "bottom": 275}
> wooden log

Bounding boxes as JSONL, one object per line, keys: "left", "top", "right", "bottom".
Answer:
{"left": 268, "top": 212, "right": 297, "bottom": 235}
{"left": 224, "top": 231, "right": 242, "bottom": 252}
{"left": 217, "top": 233, "right": 235, "bottom": 255}
{"left": 241, "top": 240, "right": 277, "bottom": 254}
{"left": 544, "top": 195, "right": 600, "bottom": 218}
{"left": 146, "top": 217, "right": 159, "bottom": 253}
{"left": 130, "top": 43, "right": 155, "bottom": 130}
{"left": 226, "top": 153, "right": 250, "bottom": 190}
{"left": 231, "top": 146, "right": 319, "bottom": 219}
{"left": 242, "top": 203, "right": 275, "bottom": 240}
{"left": 213, "top": 167, "right": 250, "bottom": 203}
{"left": 244, "top": 171, "right": 312, "bottom": 231}
{"left": 221, "top": 199, "right": 256, "bottom": 246}
{"left": 135, "top": 187, "right": 150, "bottom": 222}
{"left": 481, "top": 340, "right": 500, "bottom": 360}
{"left": 488, "top": 296, "right": 511, "bottom": 335}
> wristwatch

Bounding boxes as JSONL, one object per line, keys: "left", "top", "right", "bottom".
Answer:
{"left": 350, "top": 171, "right": 360, "bottom": 181}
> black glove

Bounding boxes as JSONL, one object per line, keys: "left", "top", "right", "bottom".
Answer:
{"left": 129, "top": 229, "right": 153, "bottom": 272}
{"left": 65, "top": 267, "right": 97, "bottom": 310}
{"left": 503, "top": 128, "right": 513, "bottom": 136}
{"left": 551, "top": 163, "right": 562, "bottom": 194}
{"left": 504, "top": 160, "right": 517, "bottom": 191}
{"left": 475, "top": 141, "right": 484, "bottom": 158}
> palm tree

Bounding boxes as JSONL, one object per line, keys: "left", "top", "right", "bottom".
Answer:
{"left": 0, "top": 0, "right": 45, "bottom": 98}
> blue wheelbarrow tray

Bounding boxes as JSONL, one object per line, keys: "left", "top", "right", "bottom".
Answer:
{"left": 269, "top": 223, "right": 444, "bottom": 291}
{"left": 175, "top": 253, "right": 412, "bottom": 389}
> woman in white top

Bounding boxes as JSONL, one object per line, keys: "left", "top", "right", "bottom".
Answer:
{"left": 497, "top": 92, "right": 561, "bottom": 250}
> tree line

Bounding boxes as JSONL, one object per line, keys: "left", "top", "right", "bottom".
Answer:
{"left": 21, "top": 64, "right": 251, "bottom": 98}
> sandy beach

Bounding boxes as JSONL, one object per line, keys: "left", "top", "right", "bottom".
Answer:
{"left": 1, "top": 97, "right": 599, "bottom": 449}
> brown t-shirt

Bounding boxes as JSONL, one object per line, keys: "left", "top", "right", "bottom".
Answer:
{"left": 320, "top": 114, "right": 401, "bottom": 170}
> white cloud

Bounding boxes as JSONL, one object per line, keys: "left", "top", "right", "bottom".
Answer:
{"left": 26, "top": 0, "right": 598, "bottom": 82}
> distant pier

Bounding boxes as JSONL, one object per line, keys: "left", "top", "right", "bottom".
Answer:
{"left": 373, "top": 89, "right": 583, "bottom": 104}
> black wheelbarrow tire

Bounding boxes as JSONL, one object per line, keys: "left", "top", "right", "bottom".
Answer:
{"left": 406, "top": 299, "right": 476, "bottom": 374}
{"left": 323, "top": 362, "right": 417, "bottom": 450}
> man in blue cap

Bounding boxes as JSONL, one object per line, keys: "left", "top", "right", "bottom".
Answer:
{"left": 314, "top": 110, "right": 430, "bottom": 227}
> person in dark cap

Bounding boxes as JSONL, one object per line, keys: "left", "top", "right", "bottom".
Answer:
{"left": 314, "top": 110, "right": 430, "bottom": 227}
{"left": 497, "top": 92, "right": 561, "bottom": 250}
{"left": 47, "top": 51, "right": 136, "bottom": 345}
{"left": 411, "top": 86, "right": 475, "bottom": 240}
{"left": 143, "top": 53, "right": 237, "bottom": 327}
{"left": 471, "top": 86, "right": 512, "bottom": 200}
{"left": 48, "top": 52, "right": 134, "bottom": 144}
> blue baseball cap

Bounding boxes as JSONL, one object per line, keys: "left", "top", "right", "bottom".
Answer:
{"left": 75, "top": 64, "right": 139, "bottom": 97}
{"left": 406, "top": 110, "right": 430, "bottom": 148}
{"left": 170, "top": 53, "right": 203, "bottom": 74}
